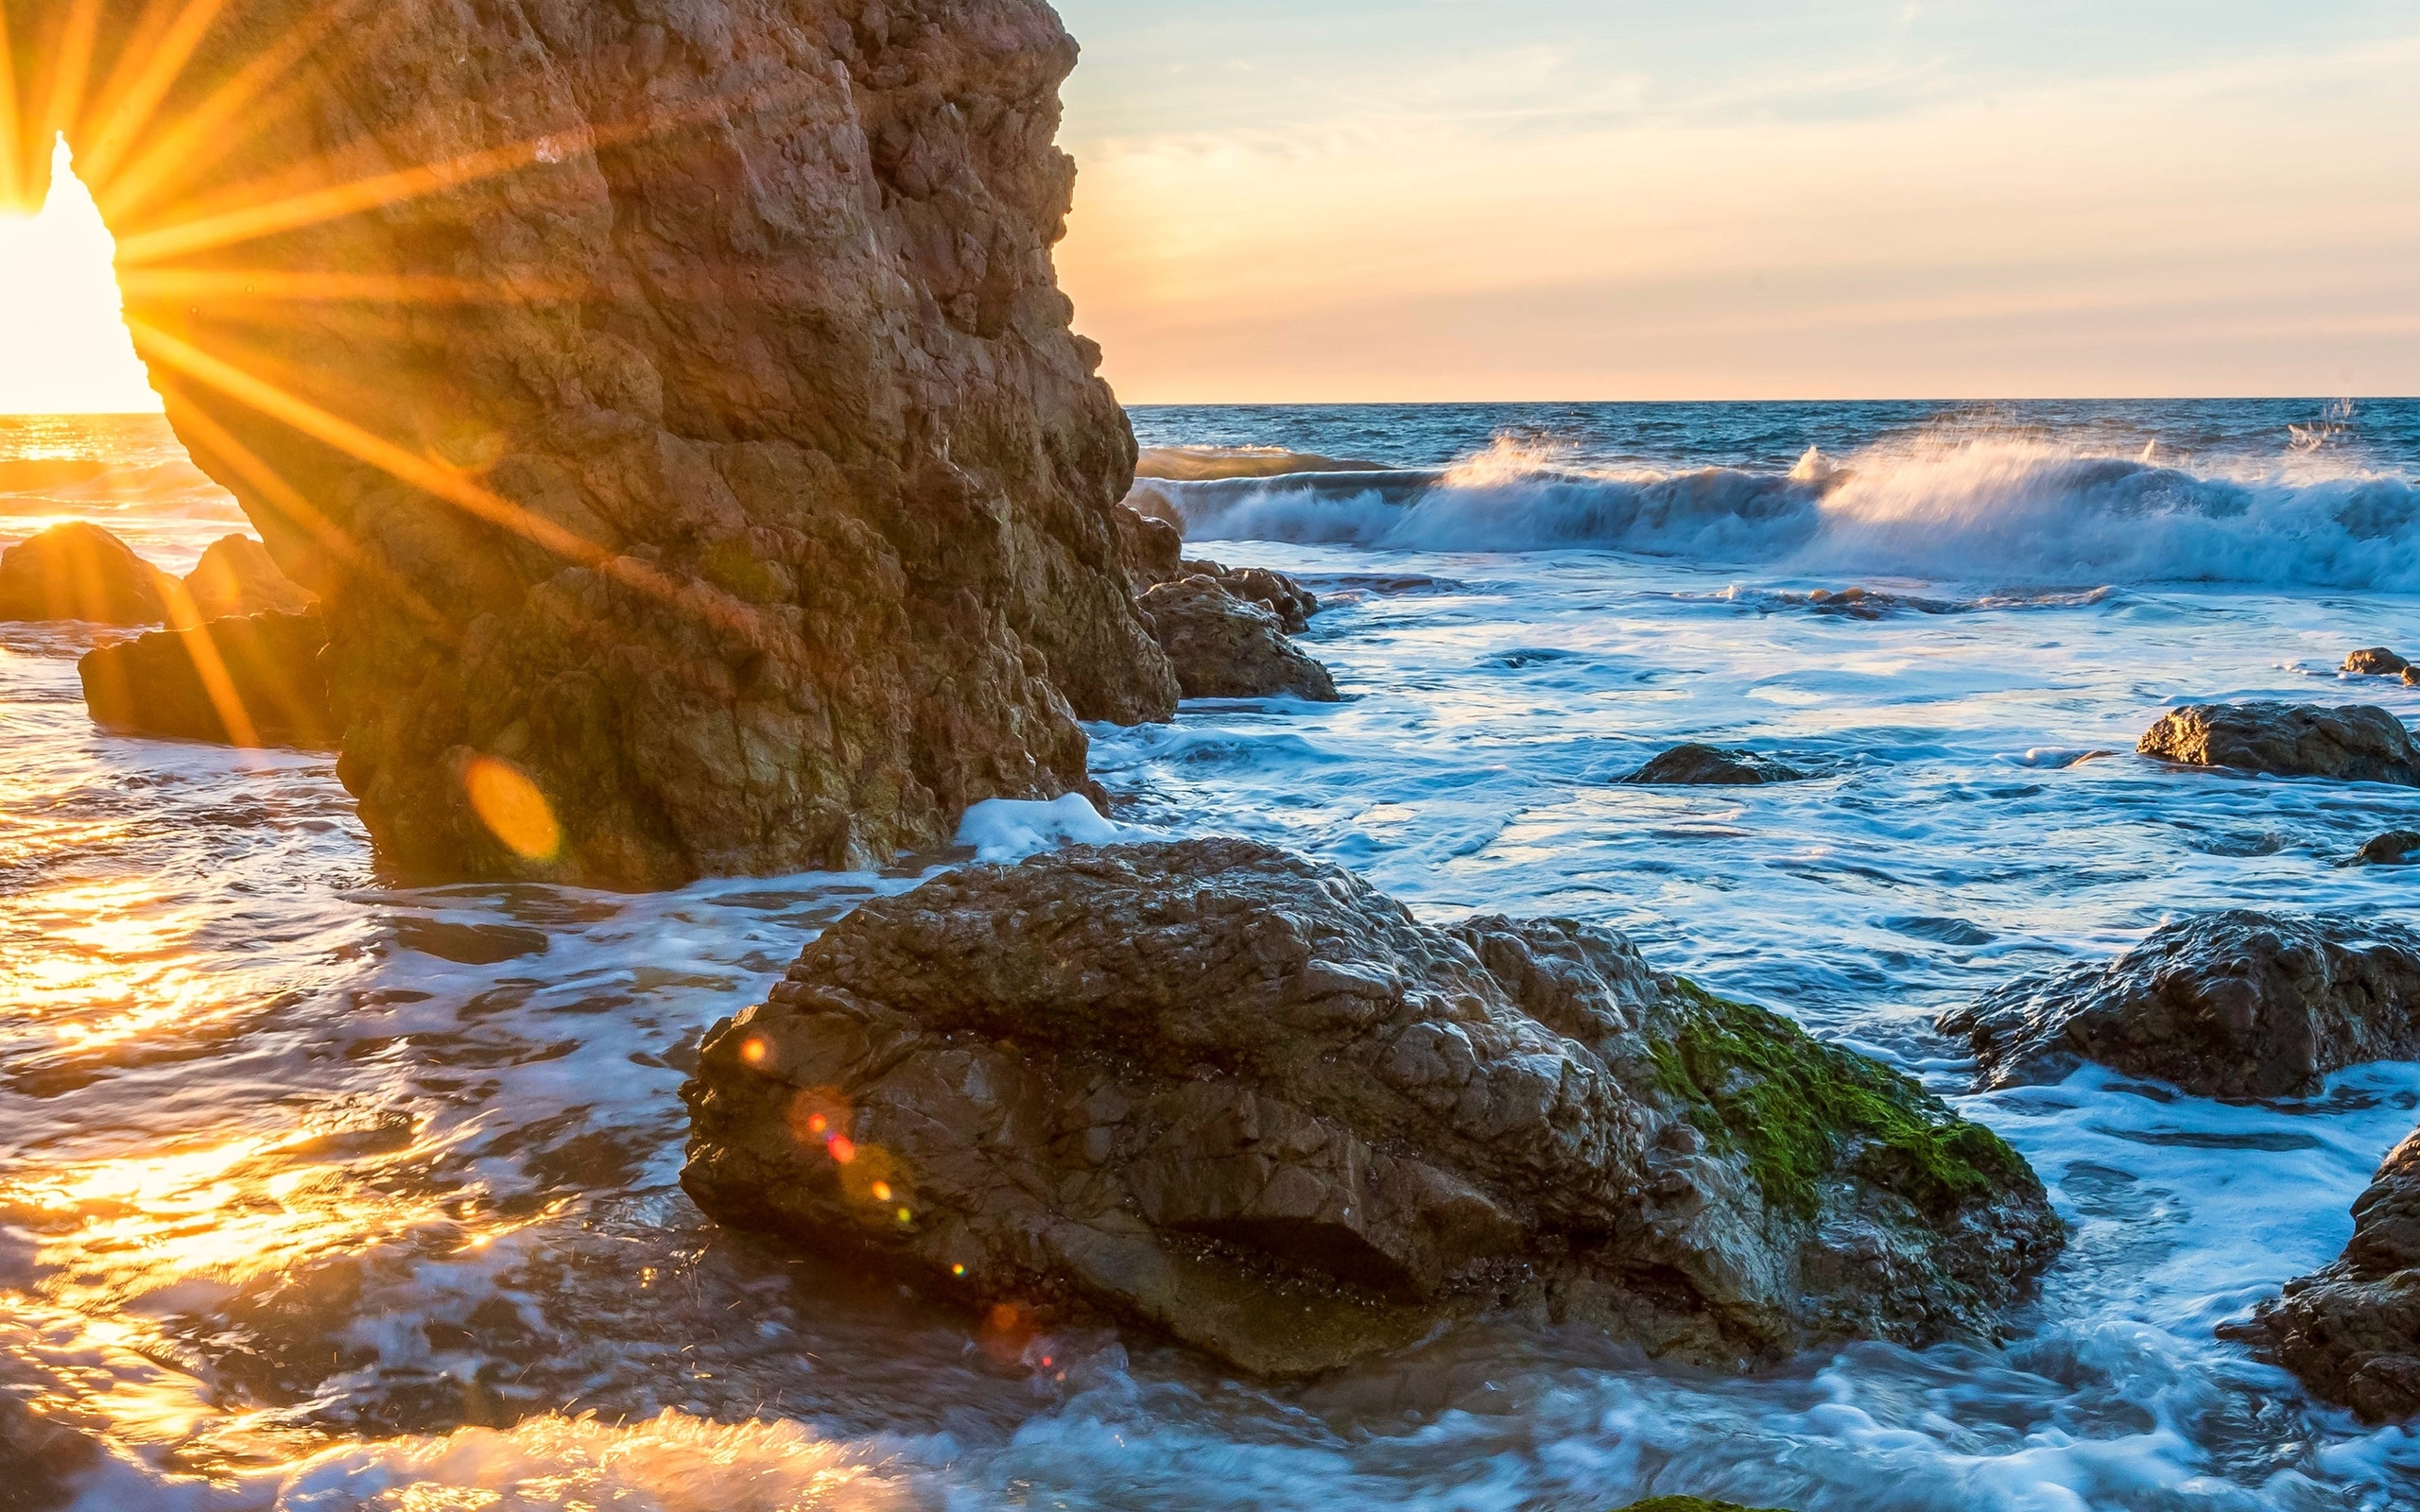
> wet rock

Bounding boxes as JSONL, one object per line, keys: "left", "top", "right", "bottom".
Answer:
{"left": 2343, "top": 648, "right": 2411, "bottom": 677}
{"left": 1114, "top": 507, "right": 1186, "bottom": 595}
{"left": 1182, "top": 558, "right": 1321, "bottom": 636}
{"left": 5, "top": 0, "right": 1177, "bottom": 886}
{"left": 1622, "top": 745, "right": 1809, "bottom": 786}
{"left": 78, "top": 610, "right": 336, "bottom": 749}
{"left": 683, "top": 840, "right": 2061, "bottom": 1378}
{"left": 2137, "top": 703, "right": 2420, "bottom": 786}
{"left": 2356, "top": 832, "right": 2420, "bottom": 867}
{"left": 2230, "top": 1127, "right": 2420, "bottom": 1421}
{"left": 1140, "top": 577, "right": 1340, "bottom": 701}
{"left": 1619, "top": 1501, "right": 1789, "bottom": 1512}
{"left": 0, "top": 522, "right": 176, "bottom": 626}
{"left": 1940, "top": 911, "right": 2420, "bottom": 1099}
{"left": 182, "top": 535, "right": 317, "bottom": 621}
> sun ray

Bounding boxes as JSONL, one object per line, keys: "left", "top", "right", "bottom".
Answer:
{"left": 165, "top": 390, "right": 455, "bottom": 637}
{"left": 128, "top": 318, "right": 781, "bottom": 647}
{"left": 76, "top": 0, "right": 237, "bottom": 193}
{"left": 0, "top": 12, "right": 23, "bottom": 207}
{"left": 34, "top": 0, "right": 108, "bottom": 157}
{"left": 152, "top": 575, "right": 267, "bottom": 749}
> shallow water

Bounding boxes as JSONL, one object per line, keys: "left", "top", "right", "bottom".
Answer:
{"left": 5, "top": 403, "right": 2420, "bottom": 1510}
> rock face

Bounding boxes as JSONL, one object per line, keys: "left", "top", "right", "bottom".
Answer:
{"left": 2357, "top": 832, "right": 2420, "bottom": 867}
{"left": 2344, "top": 648, "right": 2411, "bottom": 678}
{"left": 1184, "top": 558, "right": 1319, "bottom": 635}
{"left": 1941, "top": 912, "right": 2420, "bottom": 1099}
{"left": 79, "top": 610, "right": 336, "bottom": 749}
{"left": 1139, "top": 576, "right": 1340, "bottom": 701}
{"left": 2231, "top": 1128, "right": 2420, "bottom": 1421}
{"left": 1623, "top": 745, "right": 1809, "bottom": 786}
{"left": 5, "top": 0, "right": 1176, "bottom": 886}
{"left": 0, "top": 523, "right": 176, "bottom": 625}
{"left": 683, "top": 841, "right": 2061, "bottom": 1377}
{"left": 183, "top": 535, "right": 318, "bottom": 621}
{"left": 2138, "top": 704, "right": 2420, "bottom": 786}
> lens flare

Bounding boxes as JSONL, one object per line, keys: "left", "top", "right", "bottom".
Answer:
{"left": 460, "top": 754, "right": 561, "bottom": 862}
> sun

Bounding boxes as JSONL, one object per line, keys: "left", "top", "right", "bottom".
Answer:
{"left": 0, "top": 138, "right": 162, "bottom": 415}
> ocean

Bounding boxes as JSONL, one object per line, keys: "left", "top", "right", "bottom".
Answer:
{"left": 4, "top": 399, "right": 2418, "bottom": 1509}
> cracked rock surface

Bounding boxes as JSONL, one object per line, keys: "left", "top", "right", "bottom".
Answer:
{"left": 683, "top": 840, "right": 2060, "bottom": 1376}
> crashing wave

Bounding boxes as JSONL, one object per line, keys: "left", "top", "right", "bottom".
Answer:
{"left": 1150, "top": 434, "right": 2420, "bottom": 593}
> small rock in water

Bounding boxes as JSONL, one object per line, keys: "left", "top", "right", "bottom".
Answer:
{"left": 682, "top": 839, "right": 2060, "bottom": 1378}
{"left": 1140, "top": 576, "right": 1340, "bottom": 701}
{"left": 1618, "top": 1501, "right": 1792, "bottom": 1512}
{"left": 1940, "top": 910, "right": 2420, "bottom": 1099}
{"left": 0, "top": 522, "right": 178, "bottom": 626}
{"left": 1183, "top": 559, "right": 1320, "bottom": 636}
{"left": 2137, "top": 702, "right": 2420, "bottom": 786}
{"left": 182, "top": 535, "right": 318, "bottom": 621}
{"left": 2230, "top": 1126, "right": 2420, "bottom": 1421}
{"left": 1622, "top": 744, "right": 1809, "bottom": 785}
{"left": 78, "top": 610, "right": 337, "bottom": 749}
{"left": 2343, "top": 647, "right": 2411, "bottom": 677}
{"left": 2356, "top": 832, "right": 2420, "bottom": 867}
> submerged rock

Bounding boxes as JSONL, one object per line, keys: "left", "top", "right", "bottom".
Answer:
{"left": 0, "top": 522, "right": 176, "bottom": 626}
{"left": 2230, "top": 1127, "right": 2420, "bottom": 1421}
{"left": 1140, "top": 577, "right": 1340, "bottom": 701}
{"left": 683, "top": 841, "right": 2061, "bottom": 1377}
{"left": 2356, "top": 832, "right": 2420, "bottom": 867}
{"left": 1940, "top": 912, "right": 2420, "bottom": 1099}
{"left": 183, "top": 535, "right": 317, "bottom": 621}
{"left": 2137, "top": 703, "right": 2420, "bottom": 786}
{"left": 7, "top": 0, "right": 1177, "bottom": 886}
{"left": 1622, "top": 745, "right": 1810, "bottom": 786}
{"left": 78, "top": 610, "right": 336, "bottom": 749}
{"left": 2344, "top": 648, "right": 2411, "bottom": 678}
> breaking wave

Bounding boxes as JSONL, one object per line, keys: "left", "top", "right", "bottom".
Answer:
{"left": 1150, "top": 436, "right": 2420, "bottom": 593}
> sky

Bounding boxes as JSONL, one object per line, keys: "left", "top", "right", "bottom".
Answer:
{"left": 1050, "top": 0, "right": 2420, "bottom": 403}
{"left": 0, "top": 3, "right": 2413, "bottom": 410}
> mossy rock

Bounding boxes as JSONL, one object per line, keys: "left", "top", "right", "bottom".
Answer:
{"left": 1617, "top": 1498, "right": 1792, "bottom": 1512}
{"left": 1652, "top": 980, "right": 2040, "bottom": 1223}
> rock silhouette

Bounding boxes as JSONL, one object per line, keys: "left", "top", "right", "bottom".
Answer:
{"left": 0, "top": 523, "right": 176, "bottom": 626}
{"left": 5, "top": 0, "right": 1176, "bottom": 886}
{"left": 2138, "top": 704, "right": 2420, "bottom": 786}
{"left": 1941, "top": 912, "right": 2420, "bottom": 1099}
{"left": 683, "top": 841, "right": 2061, "bottom": 1377}
{"left": 79, "top": 610, "right": 336, "bottom": 749}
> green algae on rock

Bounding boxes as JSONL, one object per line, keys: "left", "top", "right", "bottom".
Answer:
{"left": 683, "top": 840, "right": 2063, "bottom": 1377}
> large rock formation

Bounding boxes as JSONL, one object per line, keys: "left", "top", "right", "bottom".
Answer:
{"left": 79, "top": 610, "right": 337, "bottom": 748}
{"left": 4, "top": 0, "right": 1175, "bottom": 886}
{"left": 0, "top": 523, "right": 176, "bottom": 625}
{"left": 2138, "top": 704, "right": 2420, "bottom": 786}
{"left": 2229, "top": 1127, "right": 2420, "bottom": 1421}
{"left": 1940, "top": 912, "right": 2420, "bottom": 1100}
{"left": 683, "top": 841, "right": 2061, "bottom": 1377}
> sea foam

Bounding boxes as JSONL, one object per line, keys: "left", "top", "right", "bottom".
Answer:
{"left": 1154, "top": 434, "right": 2420, "bottom": 593}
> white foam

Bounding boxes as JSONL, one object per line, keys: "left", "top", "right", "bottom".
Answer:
{"left": 953, "top": 793, "right": 1136, "bottom": 862}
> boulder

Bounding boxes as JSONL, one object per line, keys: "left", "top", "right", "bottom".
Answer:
{"left": 1183, "top": 558, "right": 1321, "bottom": 635}
{"left": 1939, "top": 912, "right": 2420, "bottom": 1099}
{"left": 78, "top": 610, "right": 337, "bottom": 749}
{"left": 2344, "top": 648, "right": 2411, "bottom": 677}
{"left": 2228, "top": 1127, "right": 2420, "bottom": 1421}
{"left": 1622, "top": 745, "right": 1809, "bottom": 786}
{"left": 5, "top": 0, "right": 1179, "bottom": 886}
{"left": 2356, "top": 832, "right": 2420, "bottom": 867}
{"left": 0, "top": 522, "right": 176, "bottom": 625}
{"left": 182, "top": 535, "right": 317, "bottom": 621}
{"left": 683, "top": 841, "right": 2061, "bottom": 1378}
{"left": 1140, "top": 577, "right": 1340, "bottom": 702}
{"left": 2137, "top": 703, "right": 2420, "bottom": 786}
